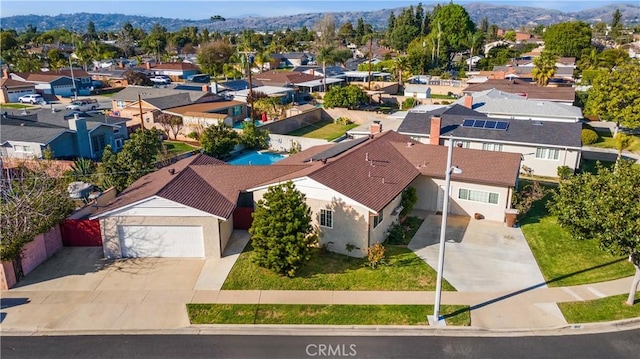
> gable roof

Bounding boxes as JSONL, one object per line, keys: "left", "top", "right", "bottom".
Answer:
{"left": 253, "top": 71, "right": 321, "bottom": 86}
{"left": 0, "top": 78, "right": 36, "bottom": 89}
{"left": 143, "top": 93, "right": 194, "bottom": 110}
{"left": 94, "top": 132, "right": 522, "bottom": 220}
{"left": 12, "top": 69, "right": 91, "bottom": 83}
{"left": 463, "top": 79, "right": 575, "bottom": 102}
{"left": 166, "top": 100, "right": 244, "bottom": 115}
{"left": 148, "top": 62, "right": 199, "bottom": 71}
{"left": 398, "top": 105, "right": 582, "bottom": 148}
{"left": 113, "top": 86, "right": 215, "bottom": 103}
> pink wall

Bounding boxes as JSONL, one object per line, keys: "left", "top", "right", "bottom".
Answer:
{"left": 0, "top": 224, "right": 62, "bottom": 289}
{"left": 0, "top": 261, "right": 17, "bottom": 290}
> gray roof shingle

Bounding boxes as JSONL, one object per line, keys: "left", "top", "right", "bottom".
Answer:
{"left": 398, "top": 105, "right": 582, "bottom": 148}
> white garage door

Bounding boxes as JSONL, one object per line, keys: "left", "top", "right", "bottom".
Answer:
{"left": 117, "top": 225, "right": 205, "bottom": 258}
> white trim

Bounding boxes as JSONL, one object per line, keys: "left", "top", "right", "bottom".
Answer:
{"left": 90, "top": 195, "right": 226, "bottom": 220}
{"left": 319, "top": 208, "right": 334, "bottom": 229}
{"left": 457, "top": 187, "right": 500, "bottom": 205}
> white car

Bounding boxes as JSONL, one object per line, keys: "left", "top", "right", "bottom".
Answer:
{"left": 66, "top": 99, "right": 99, "bottom": 111}
{"left": 18, "top": 94, "right": 44, "bottom": 104}
{"left": 150, "top": 76, "right": 171, "bottom": 84}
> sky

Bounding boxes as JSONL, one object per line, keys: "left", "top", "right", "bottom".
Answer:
{"left": 0, "top": 0, "right": 635, "bottom": 19}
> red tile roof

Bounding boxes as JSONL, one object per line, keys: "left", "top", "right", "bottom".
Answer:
{"left": 0, "top": 78, "right": 36, "bottom": 88}
{"left": 464, "top": 79, "right": 575, "bottom": 102}
{"left": 95, "top": 131, "right": 521, "bottom": 219}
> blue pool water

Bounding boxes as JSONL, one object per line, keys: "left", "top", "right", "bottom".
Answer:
{"left": 233, "top": 121, "right": 263, "bottom": 129}
{"left": 228, "top": 151, "right": 286, "bottom": 165}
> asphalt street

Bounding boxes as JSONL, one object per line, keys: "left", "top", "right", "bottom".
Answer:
{"left": 2, "top": 330, "right": 640, "bottom": 359}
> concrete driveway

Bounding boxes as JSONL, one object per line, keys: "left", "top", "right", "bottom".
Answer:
{"left": 1, "top": 231, "right": 250, "bottom": 332}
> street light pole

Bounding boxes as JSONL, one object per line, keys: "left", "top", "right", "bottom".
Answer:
{"left": 431, "top": 137, "right": 462, "bottom": 325}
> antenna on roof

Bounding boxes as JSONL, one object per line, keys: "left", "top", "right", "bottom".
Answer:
{"left": 365, "top": 152, "right": 369, "bottom": 162}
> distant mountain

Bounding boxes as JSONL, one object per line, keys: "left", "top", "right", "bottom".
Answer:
{"left": 1, "top": 3, "right": 638, "bottom": 33}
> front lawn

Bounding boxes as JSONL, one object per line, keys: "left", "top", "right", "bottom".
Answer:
{"left": 187, "top": 304, "right": 470, "bottom": 326}
{"left": 287, "top": 119, "right": 358, "bottom": 141}
{"left": 558, "top": 294, "right": 640, "bottom": 323}
{"left": 0, "top": 103, "right": 38, "bottom": 110}
{"left": 590, "top": 133, "right": 640, "bottom": 153}
{"left": 519, "top": 183, "right": 634, "bottom": 287}
{"left": 162, "top": 141, "right": 198, "bottom": 156}
{"left": 222, "top": 243, "right": 455, "bottom": 291}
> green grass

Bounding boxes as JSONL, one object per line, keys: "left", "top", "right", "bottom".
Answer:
{"left": 286, "top": 119, "right": 359, "bottom": 141}
{"left": 0, "top": 103, "right": 38, "bottom": 109}
{"left": 222, "top": 243, "right": 455, "bottom": 291}
{"left": 590, "top": 133, "right": 640, "bottom": 152}
{"left": 163, "top": 141, "right": 198, "bottom": 156}
{"left": 429, "top": 94, "right": 458, "bottom": 100}
{"left": 519, "top": 183, "right": 634, "bottom": 287}
{"left": 187, "top": 304, "right": 470, "bottom": 326}
{"left": 559, "top": 294, "right": 640, "bottom": 323}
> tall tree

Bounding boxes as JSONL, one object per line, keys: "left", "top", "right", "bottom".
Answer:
{"left": 0, "top": 161, "right": 75, "bottom": 263}
{"left": 240, "top": 121, "right": 270, "bottom": 150}
{"left": 585, "top": 62, "right": 640, "bottom": 128}
{"left": 249, "top": 181, "right": 316, "bottom": 277}
{"left": 200, "top": 124, "right": 239, "bottom": 159}
{"left": 549, "top": 161, "right": 640, "bottom": 306}
{"left": 427, "top": 3, "right": 475, "bottom": 62}
{"left": 197, "top": 41, "right": 235, "bottom": 79}
{"left": 531, "top": 51, "right": 557, "bottom": 86}
{"left": 543, "top": 21, "right": 593, "bottom": 58}
{"left": 611, "top": 9, "right": 623, "bottom": 44}
{"left": 464, "top": 31, "right": 485, "bottom": 71}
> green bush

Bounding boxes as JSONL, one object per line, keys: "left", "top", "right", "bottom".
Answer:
{"left": 400, "top": 186, "right": 417, "bottom": 217}
{"left": 402, "top": 98, "right": 417, "bottom": 109}
{"left": 557, "top": 166, "right": 573, "bottom": 180}
{"left": 187, "top": 131, "right": 200, "bottom": 140}
{"left": 367, "top": 243, "right": 386, "bottom": 269}
{"left": 334, "top": 117, "right": 352, "bottom": 125}
{"left": 581, "top": 128, "right": 600, "bottom": 145}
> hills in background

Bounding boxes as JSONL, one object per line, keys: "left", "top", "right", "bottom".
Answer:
{"left": 1, "top": 2, "right": 638, "bottom": 33}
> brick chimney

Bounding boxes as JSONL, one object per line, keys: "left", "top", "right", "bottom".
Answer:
{"left": 2, "top": 69, "right": 9, "bottom": 79}
{"left": 370, "top": 120, "right": 382, "bottom": 135}
{"left": 463, "top": 94, "right": 473, "bottom": 109}
{"left": 201, "top": 84, "right": 210, "bottom": 93}
{"left": 145, "top": 62, "right": 151, "bottom": 70}
{"left": 429, "top": 115, "right": 441, "bottom": 146}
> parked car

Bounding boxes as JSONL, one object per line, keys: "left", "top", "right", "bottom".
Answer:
{"left": 66, "top": 99, "right": 99, "bottom": 111}
{"left": 186, "top": 74, "right": 210, "bottom": 83}
{"left": 150, "top": 75, "right": 172, "bottom": 84}
{"left": 18, "top": 94, "right": 44, "bottom": 104}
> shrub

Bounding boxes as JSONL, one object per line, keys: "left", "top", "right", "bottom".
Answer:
{"left": 557, "top": 165, "right": 573, "bottom": 180}
{"left": 441, "top": 100, "right": 451, "bottom": 105}
{"left": 512, "top": 181, "right": 545, "bottom": 217}
{"left": 581, "top": 128, "right": 600, "bottom": 145}
{"left": 402, "top": 97, "right": 417, "bottom": 109}
{"left": 386, "top": 222, "right": 407, "bottom": 245}
{"left": 334, "top": 117, "right": 352, "bottom": 125}
{"left": 400, "top": 186, "right": 417, "bottom": 217}
{"left": 367, "top": 243, "right": 386, "bottom": 269}
{"left": 187, "top": 131, "right": 200, "bottom": 141}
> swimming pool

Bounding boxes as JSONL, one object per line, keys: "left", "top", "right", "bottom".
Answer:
{"left": 228, "top": 151, "right": 286, "bottom": 165}
{"left": 233, "top": 121, "right": 263, "bottom": 129}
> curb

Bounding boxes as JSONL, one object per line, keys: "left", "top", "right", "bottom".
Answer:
{"left": 2, "top": 317, "right": 638, "bottom": 337}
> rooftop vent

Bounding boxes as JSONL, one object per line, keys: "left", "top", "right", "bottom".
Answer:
{"left": 168, "top": 168, "right": 176, "bottom": 175}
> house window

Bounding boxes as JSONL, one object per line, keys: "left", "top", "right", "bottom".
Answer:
{"left": 373, "top": 209, "right": 384, "bottom": 228}
{"left": 91, "top": 134, "right": 106, "bottom": 153}
{"left": 232, "top": 105, "right": 243, "bottom": 116}
{"left": 458, "top": 188, "right": 499, "bottom": 205}
{"left": 535, "top": 148, "right": 559, "bottom": 160}
{"left": 115, "top": 138, "right": 123, "bottom": 149}
{"left": 319, "top": 209, "right": 333, "bottom": 228}
{"left": 116, "top": 100, "right": 125, "bottom": 108}
{"left": 482, "top": 143, "right": 503, "bottom": 151}
{"left": 14, "top": 145, "right": 32, "bottom": 153}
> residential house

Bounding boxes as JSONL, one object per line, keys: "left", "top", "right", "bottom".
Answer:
{"left": 270, "top": 53, "right": 309, "bottom": 68}
{"left": 110, "top": 86, "right": 221, "bottom": 131}
{"left": 229, "top": 85, "right": 295, "bottom": 103}
{"left": 91, "top": 130, "right": 521, "bottom": 259}
{"left": 456, "top": 90, "right": 583, "bottom": 122}
{"left": 10, "top": 69, "right": 93, "bottom": 97}
{"left": 0, "top": 110, "right": 126, "bottom": 160}
{"left": 397, "top": 103, "right": 582, "bottom": 177}
{"left": 463, "top": 79, "right": 576, "bottom": 104}
{"left": 493, "top": 57, "right": 577, "bottom": 83}
{"left": 253, "top": 70, "right": 321, "bottom": 88}
{"left": 0, "top": 76, "right": 37, "bottom": 104}
{"left": 144, "top": 62, "right": 199, "bottom": 81}
{"left": 164, "top": 100, "right": 247, "bottom": 129}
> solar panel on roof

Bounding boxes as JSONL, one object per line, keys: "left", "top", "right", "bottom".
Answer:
{"left": 495, "top": 121, "right": 509, "bottom": 130}
{"left": 462, "top": 119, "right": 474, "bottom": 127}
{"left": 485, "top": 121, "right": 497, "bottom": 129}
{"left": 309, "top": 136, "right": 369, "bottom": 162}
{"left": 473, "top": 120, "right": 486, "bottom": 128}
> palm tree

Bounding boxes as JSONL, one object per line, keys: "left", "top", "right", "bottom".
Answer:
{"left": 254, "top": 52, "right": 272, "bottom": 72}
{"left": 465, "top": 32, "right": 485, "bottom": 72}
{"left": 392, "top": 56, "right": 409, "bottom": 85}
{"left": 531, "top": 51, "right": 557, "bottom": 87}
{"left": 316, "top": 46, "right": 337, "bottom": 92}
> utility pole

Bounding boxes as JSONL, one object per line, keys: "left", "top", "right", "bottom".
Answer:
{"left": 247, "top": 53, "right": 255, "bottom": 121}
{"left": 368, "top": 36, "right": 373, "bottom": 91}
{"left": 138, "top": 93, "right": 145, "bottom": 129}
